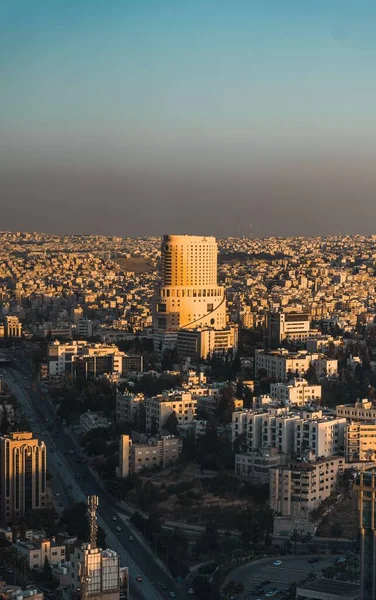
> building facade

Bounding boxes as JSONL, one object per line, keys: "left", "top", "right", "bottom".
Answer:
{"left": 270, "top": 378, "right": 321, "bottom": 406}
{"left": 357, "top": 469, "right": 376, "bottom": 600}
{"left": 118, "top": 434, "right": 180, "bottom": 477}
{"left": 0, "top": 432, "right": 47, "bottom": 523}
{"left": 153, "top": 235, "right": 226, "bottom": 332}
{"left": 14, "top": 537, "right": 66, "bottom": 570}
{"left": 145, "top": 391, "right": 197, "bottom": 433}
{"left": 345, "top": 422, "right": 376, "bottom": 462}
{"left": 266, "top": 310, "right": 310, "bottom": 348}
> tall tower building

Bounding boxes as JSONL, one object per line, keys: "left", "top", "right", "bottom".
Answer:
{"left": 0, "top": 432, "right": 47, "bottom": 523}
{"left": 357, "top": 468, "right": 376, "bottom": 600}
{"left": 153, "top": 235, "right": 226, "bottom": 332}
{"left": 70, "top": 496, "right": 122, "bottom": 600}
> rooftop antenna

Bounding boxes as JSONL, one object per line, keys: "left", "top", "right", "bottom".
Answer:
{"left": 249, "top": 215, "right": 253, "bottom": 239}
{"left": 88, "top": 495, "right": 98, "bottom": 548}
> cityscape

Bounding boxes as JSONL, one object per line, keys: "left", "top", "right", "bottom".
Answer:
{"left": 0, "top": 230, "right": 376, "bottom": 600}
{"left": 3, "top": 1, "right": 376, "bottom": 600}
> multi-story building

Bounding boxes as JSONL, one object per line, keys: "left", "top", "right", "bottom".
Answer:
{"left": 0, "top": 582, "right": 43, "bottom": 600}
{"left": 294, "top": 413, "right": 346, "bottom": 458}
{"left": 77, "top": 318, "right": 95, "bottom": 339}
{"left": 345, "top": 422, "right": 376, "bottom": 462}
{"left": 79, "top": 412, "right": 111, "bottom": 434}
{"left": 232, "top": 407, "right": 300, "bottom": 455}
{"left": 122, "top": 355, "right": 143, "bottom": 374}
{"left": 0, "top": 432, "right": 47, "bottom": 523}
{"left": 336, "top": 399, "right": 376, "bottom": 423}
{"left": 356, "top": 468, "right": 376, "bottom": 600}
{"left": 13, "top": 537, "right": 66, "bottom": 570}
{"left": 4, "top": 316, "right": 22, "bottom": 338}
{"left": 176, "top": 325, "right": 238, "bottom": 358}
{"left": 116, "top": 393, "right": 144, "bottom": 423}
{"left": 266, "top": 310, "right": 310, "bottom": 348}
{"left": 69, "top": 545, "right": 120, "bottom": 600}
{"left": 255, "top": 349, "right": 338, "bottom": 381}
{"left": 153, "top": 235, "right": 226, "bottom": 332}
{"left": 270, "top": 456, "right": 345, "bottom": 517}
{"left": 47, "top": 341, "right": 124, "bottom": 378}
{"left": 270, "top": 378, "right": 322, "bottom": 406}
{"left": 235, "top": 447, "right": 285, "bottom": 484}
{"left": 145, "top": 391, "right": 197, "bottom": 433}
{"left": 118, "top": 434, "right": 180, "bottom": 477}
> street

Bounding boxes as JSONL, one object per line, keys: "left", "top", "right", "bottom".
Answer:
{"left": 3, "top": 364, "right": 185, "bottom": 600}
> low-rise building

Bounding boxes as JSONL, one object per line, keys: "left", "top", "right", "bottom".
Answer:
{"left": 13, "top": 537, "right": 66, "bottom": 570}
{"left": 0, "top": 582, "right": 43, "bottom": 600}
{"left": 269, "top": 456, "right": 345, "bottom": 517}
{"left": 270, "top": 378, "right": 321, "bottom": 406}
{"left": 145, "top": 391, "right": 197, "bottom": 433}
{"left": 336, "top": 399, "right": 376, "bottom": 423}
{"left": 118, "top": 434, "right": 180, "bottom": 477}
{"left": 79, "top": 411, "right": 111, "bottom": 433}
{"left": 235, "top": 447, "right": 286, "bottom": 484}
{"left": 116, "top": 392, "right": 144, "bottom": 423}
{"left": 255, "top": 349, "right": 338, "bottom": 381}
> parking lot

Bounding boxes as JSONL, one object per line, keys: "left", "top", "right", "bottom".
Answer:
{"left": 228, "top": 555, "right": 339, "bottom": 599}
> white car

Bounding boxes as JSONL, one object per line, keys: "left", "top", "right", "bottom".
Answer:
{"left": 116, "top": 526, "right": 121, "bottom": 532}
{"left": 273, "top": 560, "right": 282, "bottom": 567}
{"left": 188, "top": 589, "right": 195, "bottom": 595}
{"left": 112, "top": 516, "right": 117, "bottom": 521}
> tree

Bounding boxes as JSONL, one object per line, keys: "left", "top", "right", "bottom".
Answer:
{"left": 149, "top": 415, "right": 158, "bottom": 436}
{"left": 0, "top": 406, "right": 10, "bottom": 435}
{"left": 215, "top": 385, "right": 235, "bottom": 424}
{"left": 164, "top": 411, "right": 179, "bottom": 436}
{"left": 332, "top": 522, "right": 343, "bottom": 541}
{"left": 43, "top": 556, "right": 53, "bottom": 581}
{"left": 223, "top": 580, "right": 245, "bottom": 599}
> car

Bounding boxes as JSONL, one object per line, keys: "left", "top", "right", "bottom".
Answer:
{"left": 116, "top": 526, "right": 121, "bottom": 532}
{"left": 273, "top": 560, "right": 282, "bottom": 566}
{"left": 54, "top": 492, "right": 60, "bottom": 497}
{"left": 334, "top": 557, "right": 346, "bottom": 564}
{"left": 69, "top": 450, "right": 74, "bottom": 455}
{"left": 265, "top": 592, "right": 276, "bottom": 599}
{"left": 112, "top": 516, "right": 117, "bottom": 521}
{"left": 136, "top": 576, "right": 142, "bottom": 582}
{"left": 129, "top": 535, "right": 134, "bottom": 541}
{"left": 169, "top": 593, "right": 176, "bottom": 599}
{"left": 160, "top": 583, "right": 167, "bottom": 590}
{"left": 188, "top": 589, "right": 195, "bottom": 595}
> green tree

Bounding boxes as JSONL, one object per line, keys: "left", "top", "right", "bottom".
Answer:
{"left": 332, "top": 522, "right": 343, "bottom": 541}
{"left": 43, "top": 556, "right": 53, "bottom": 581}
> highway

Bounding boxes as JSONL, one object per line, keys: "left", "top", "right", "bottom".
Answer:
{"left": 2, "top": 363, "right": 184, "bottom": 600}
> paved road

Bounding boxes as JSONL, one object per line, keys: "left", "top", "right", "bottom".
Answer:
{"left": 3, "top": 365, "right": 184, "bottom": 600}
{"left": 228, "top": 555, "right": 345, "bottom": 599}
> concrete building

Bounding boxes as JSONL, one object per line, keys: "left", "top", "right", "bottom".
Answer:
{"left": 116, "top": 393, "right": 144, "bottom": 423}
{"left": 356, "top": 468, "right": 376, "bottom": 600}
{"left": 118, "top": 434, "right": 180, "bottom": 477}
{"left": 266, "top": 309, "right": 310, "bottom": 348}
{"left": 231, "top": 407, "right": 300, "bottom": 455}
{"left": 77, "top": 318, "right": 95, "bottom": 338}
{"left": 0, "top": 432, "right": 47, "bottom": 523}
{"left": 145, "top": 391, "right": 197, "bottom": 433}
{"left": 122, "top": 354, "right": 143, "bottom": 374}
{"left": 345, "top": 422, "right": 376, "bottom": 462}
{"left": 336, "top": 399, "right": 376, "bottom": 423}
{"left": 13, "top": 537, "right": 66, "bottom": 570}
{"left": 69, "top": 545, "right": 120, "bottom": 600}
{"left": 269, "top": 456, "right": 345, "bottom": 517}
{"left": 235, "top": 447, "right": 285, "bottom": 483}
{"left": 47, "top": 341, "right": 124, "bottom": 378}
{"left": 4, "top": 316, "right": 22, "bottom": 338}
{"left": 0, "top": 582, "right": 43, "bottom": 600}
{"left": 255, "top": 349, "right": 338, "bottom": 381}
{"left": 153, "top": 235, "right": 226, "bottom": 332}
{"left": 294, "top": 412, "right": 346, "bottom": 458}
{"left": 176, "top": 325, "right": 238, "bottom": 358}
{"left": 270, "top": 378, "right": 322, "bottom": 406}
{"left": 79, "top": 412, "right": 111, "bottom": 434}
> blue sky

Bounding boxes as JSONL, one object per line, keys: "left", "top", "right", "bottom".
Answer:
{"left": 1, "top": 1, "right": 376, "bottom": 235}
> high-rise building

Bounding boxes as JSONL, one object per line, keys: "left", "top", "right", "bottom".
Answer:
{"left": 4, "top": 315, "right": 22, "bottom": 338}
{"left": 153, "top": 235, "right": 226, "bottom": 332}
{"left": 357, "top": 468, "right": 376, "bottom": 600}
{"left": 69, "top": 496, "right": 122, "bottom": 600}
{"left": 0, "top": 432, "right": 47, "bottom": 523}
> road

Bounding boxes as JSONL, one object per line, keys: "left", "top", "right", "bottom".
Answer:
{"left": 227, "top": 555, "right": 350, "bottom": 599}
{"left": 3, "top": 364, "right": 184, "bottom": 600}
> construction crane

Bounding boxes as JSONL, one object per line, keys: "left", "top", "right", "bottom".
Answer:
{"left": 80, "top": 495, "right": 99, "bottom": 600}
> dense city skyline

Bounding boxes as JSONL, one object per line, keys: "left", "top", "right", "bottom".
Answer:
{"left": 2, "top": 1, "right": 376, "bottom": 236}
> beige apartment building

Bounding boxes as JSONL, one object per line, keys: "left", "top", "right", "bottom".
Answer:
{"left": 270, "top": 456, "right": 345, "bottom": 517}
{"left": 255, "top": 349, "right": 338, "bottom": 382}
{"left": 13, "top": 537, "right": 66, "bottom": 570}
{"left": 145, "top": 391, "right": 197, "bottom": 432}
{"left": 336, "top": 399, "right": 376, "bottom": 423}
{"left": 345, "top": 422, "right": 376, "bottom": 462}
{"left": 0, "top": 432, "right": 47, "bottom": 523}
{"left": 153, "top": 235, "right": 226, "bottom": 332}
{"left": 270, "top": 378, "right": 321, "bottom": 406}
{"left": 4, "top": 316, "right": 22, "bottom": 338}
{"left": 266, "top": 310, "right": 310, "bottom": 348}
{"left": 118, "top": 434, "right": 180, "bottom": 477}
{"left": 176, "top": 325, "right": 238, "bottom": 358}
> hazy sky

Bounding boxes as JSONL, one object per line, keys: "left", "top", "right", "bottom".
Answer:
{"left": 1, "top": 0, "right": 376, "bottom": 237}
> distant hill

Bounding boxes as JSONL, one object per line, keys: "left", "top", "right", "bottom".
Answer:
{"left": 114, "top": 257, "right": 155, "bottom": 273}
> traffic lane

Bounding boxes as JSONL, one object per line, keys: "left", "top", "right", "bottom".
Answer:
{"left": 8, "top": 372, "right": 182, "bottom": 600}
{"left": 230, "top": 556, "right": 337, "bottom": 595}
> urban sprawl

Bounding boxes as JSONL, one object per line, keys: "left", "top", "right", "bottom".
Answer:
{"left": 0, "top": 231, "right": 376, "bottom": 600}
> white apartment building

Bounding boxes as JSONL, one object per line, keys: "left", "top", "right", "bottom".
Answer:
{"left": 145, "top": 391, "right": 197, "bottom": 433}
{"left": 267, "top": 310, "right": 310, "bottom": 348}
{"left": 270, "top": 456, "right": 345, "bottom": 517}
{"left": 306, "top": 335, "right": 343, "bottom": 354}
{"left": 176, "top": 325, "right": 238, "bottom": 359}
{"left": 116, "top": 393, "right": 144, "bottom": 423}
{"left": 345, "top": 422, "right": 376, "bottom": 462}
{"left": 255, "top": 349, "right": 338, "bottom": 381}
{"left": 118, "top": 434, "right": 180, "bottom": 477}
{"left": 232, "top": 407, "right": 300, "bottom": 455}
{"left": 47, "top": 340, "right": 124, "bottom": 378}
{"left": 76, "top": 318, "right": 94, "bottom": 338}
{"left": 336, "top": 399, "right": 376, "bottom": 423}
{"left": 294, "top": 412, "right": 346, "bottom": 458}
{"left": 13, "top": 537, "right": 66, "bottom": 570}
{"left": 270, "top": 378, "right": 322, "bottom": 406}
{"left": 153, "top": 235, "right": 226, "bottom": 332}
